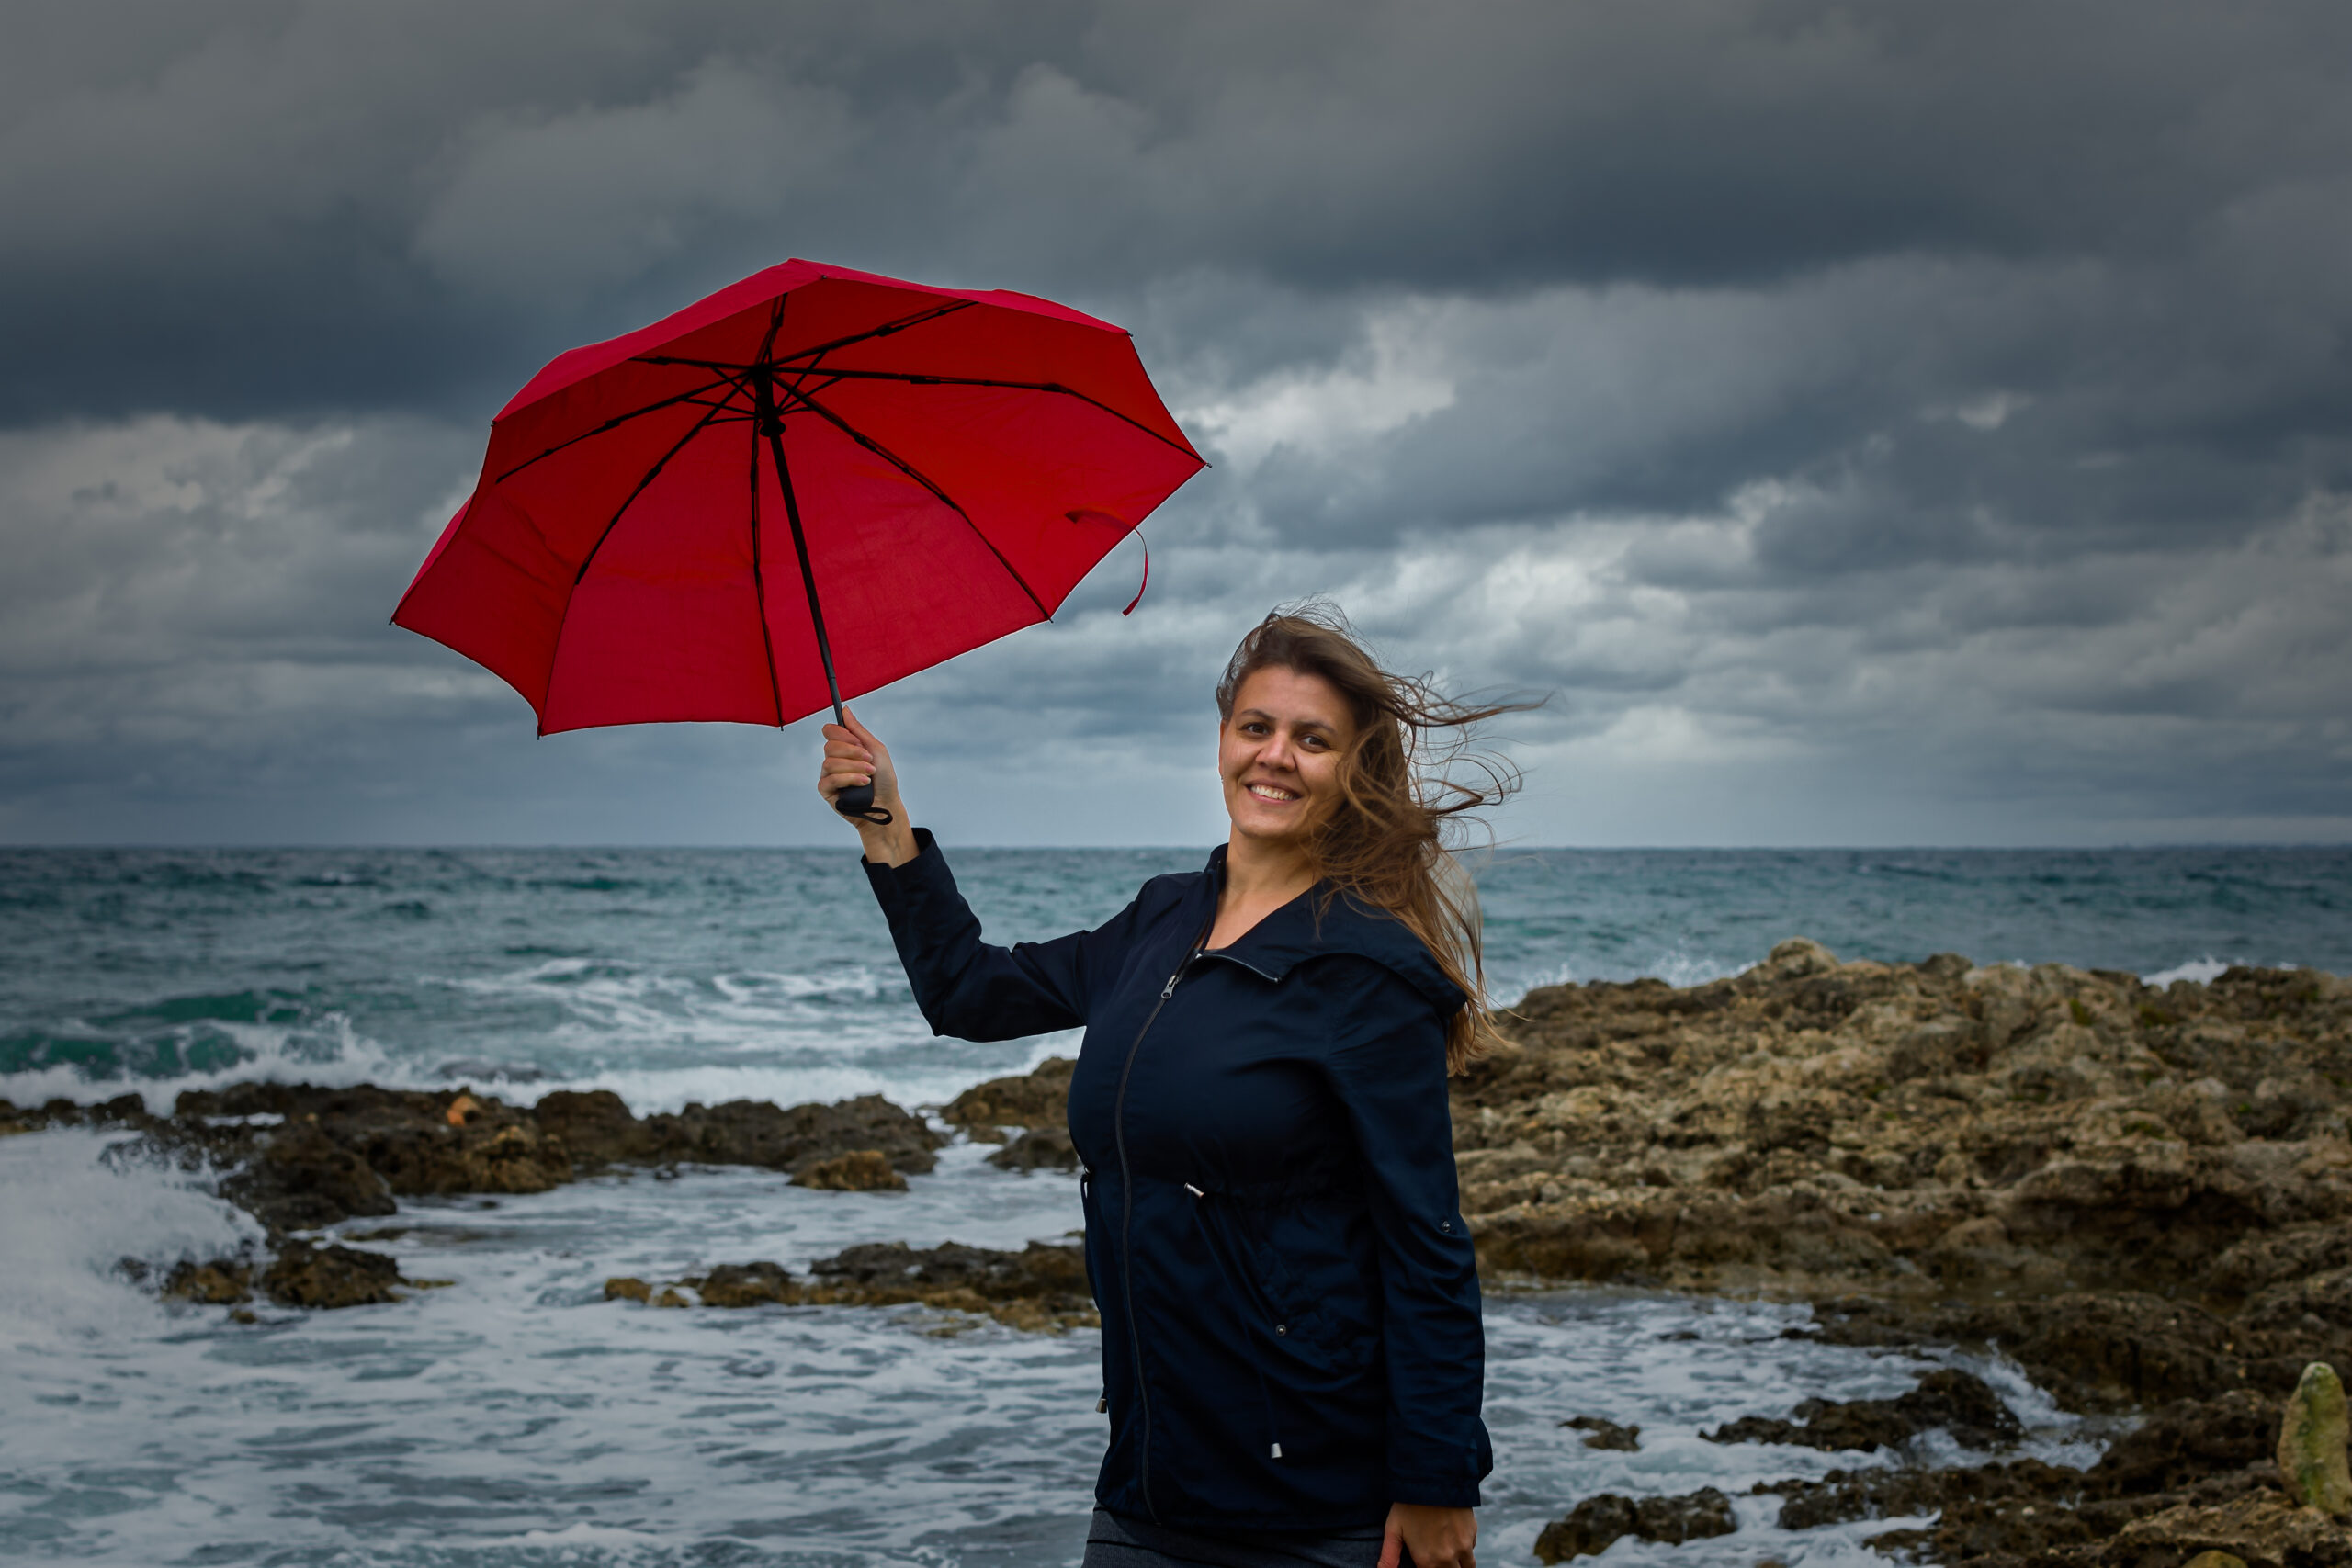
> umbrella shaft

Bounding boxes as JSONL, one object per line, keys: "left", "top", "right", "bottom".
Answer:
{"left": 759, "top": 382, "right": 847, "bottom": 728}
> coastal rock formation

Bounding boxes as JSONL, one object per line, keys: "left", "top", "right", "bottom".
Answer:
{"left": 940, "top": 1056, "right": 1075, "bottom": 1143}
{"left": 606, "top": 1239, "right": 1098, "bottom": 1333}
{"left": 1705, "top": 1368, "right": 2021, "bottom": 1453}
{"left": 59, "top": 1081, "right": 949, "bottom": 1236}
{"left": 1454, "top": 946, "right": 2352, "bottom": 1302}
{"left": 1532, "top": 1487, "right": 1736, "bottom": 1562}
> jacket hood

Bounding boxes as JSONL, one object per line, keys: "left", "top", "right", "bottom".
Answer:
{"left": 1201, "top": 845, "right": 1468, "bottom": 1017}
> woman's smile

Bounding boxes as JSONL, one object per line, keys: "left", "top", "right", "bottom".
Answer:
{"left": 1219, "top": 666, "right": 1357, "bottom": 845}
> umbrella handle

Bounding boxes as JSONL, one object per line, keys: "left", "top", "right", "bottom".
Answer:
{"left": 832, "top": 781, "right": 891, "bottom": 825}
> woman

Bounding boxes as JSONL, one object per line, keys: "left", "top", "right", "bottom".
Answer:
{"left": 820, "top": 609, "right": 1519, "bottom": 1568}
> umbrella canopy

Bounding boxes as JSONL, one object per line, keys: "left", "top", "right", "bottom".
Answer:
{"left": 391, "top": 259, "right": 1204, "bottom": 739}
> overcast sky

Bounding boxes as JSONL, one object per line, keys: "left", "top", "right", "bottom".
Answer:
{"left": 4, "top": 0, "right": 2348, "bottom": 847}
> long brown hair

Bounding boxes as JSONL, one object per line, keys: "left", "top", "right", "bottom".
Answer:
{"left": 1216, "top": 604, "right": 1536, "bottom": 1073}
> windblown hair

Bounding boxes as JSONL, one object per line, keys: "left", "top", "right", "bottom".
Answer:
{"left": 1216, "top": 604, "right": 1537, "bottom": 1073}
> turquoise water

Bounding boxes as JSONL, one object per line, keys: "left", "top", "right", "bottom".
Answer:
{"left": 1, "top": 845, "right": 2346, "bottom": 1111}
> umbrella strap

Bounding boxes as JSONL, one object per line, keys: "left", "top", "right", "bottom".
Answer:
{"left": 1122, "top": 533, "right": 1149, "bottom": 616}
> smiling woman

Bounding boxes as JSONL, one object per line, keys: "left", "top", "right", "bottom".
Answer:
{"left": 818, "top": 604, "right": 1534, "bottom": 1568}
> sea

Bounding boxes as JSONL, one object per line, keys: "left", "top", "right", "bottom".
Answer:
{"left": 3, "top": 844, "right": 2348, "bottom": 1567}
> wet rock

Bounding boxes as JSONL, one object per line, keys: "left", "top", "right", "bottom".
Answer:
{"left": 1706, "top": 1368, "right": 2020, "bottom": 1453}
{"left": 941, "top": 1057, "right": 1074, "bottom": 1143}
{"left": 653, "top": 1239, "right": 1098, "bottom": 1333}
{"left": 602, "top": 1277, "right": 651, "bottom": 1303}
{"left": 163, "top": 1258, "right": 254, "bottom": 1304}
{"left": 644, "top": 1094, "right": 944, "bottom": 1179}
{"left": 794, "top": 1150, "right": 906, "bottom": 1191}
{"left": 987, "top": 1123, "right": 1080, "bottom": 1172}
{"left": 1560, "top": 1416, "right": 1640, "bottom": 1451}
{"left": 2184, "top": 1552, "right": 2249, "bottom": 1568}
{"left": 693, "top": 1262, "right": 799, "bottom": 1307}
{"left": 261, "top": 1241, "right": 403, "bottom": 1309}
{"left": 220, "top": 1120, "right": 398, "bottom": 1233}
{"left": 2278, "top": 1363, "right": 2351, "bottom": 1517}
{"left": 534, "top": 1089, "right": 658, "bottom": 1168}
{"left": 1532, "top": 1488, "right": 1736, "bottom": 1563}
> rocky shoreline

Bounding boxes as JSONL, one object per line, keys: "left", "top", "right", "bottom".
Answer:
{"left": 6, "top": 941, "right": 2350, "bottom": 1563}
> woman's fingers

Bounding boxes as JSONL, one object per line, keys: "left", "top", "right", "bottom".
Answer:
{"left": 1375, "top": 1517, "right": 1403, "bottom": 1568}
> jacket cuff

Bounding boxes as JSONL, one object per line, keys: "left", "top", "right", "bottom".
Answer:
{"left": 860, "top": 827, "right": 949, "bottom": 917}
{"left": 1386, "top": 1475, "right": 1483, "bottom": 1509}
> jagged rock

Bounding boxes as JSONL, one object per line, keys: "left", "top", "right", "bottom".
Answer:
{"left": 1532, "top": 1488, "right": 1735, "bottom": 1563}
{"left": 602, "top": 1277, "right": 651, "bottom": 1303}
{"left": 2278, "top": 1362, "right": 2351, "bottom": 1517}
{"left": 1560, "top": 1416, "right": 1640, "bottom": 1450}
{"left": 649, "top": 1239, "right": 1098, "bottom": 1333}
{"left": 2100, "top": 1490, "right": 2352, "bottom": 1568}
{"left": 219, "top": 1120, "right": 398, "bottom": 1233}
{"left": 163, "top": 1258, "right": 254, "bottom": 1304}
{"left": 1706, "top": 1368, "right": 2020, "bottom": 1452}
{"left": 261, "top": 1241, "right": 402, "bottom": 1308}
{"left": 941, "top": 1057, "right": 1075, "bottom": 1142}
{"left": 1453, "top": 951, "right": 2352, "bottom": 1297}
{"left": 643, "top": 1094, "right": 944, "bottom": 1179}
{"left": 534, "top": 1089, "right": 658, "bottom": 1167}
{"left": 794, "top": 1150, "right": 906, "bottom": 1191}
{"left": 692, "top": 1262, "right": 798, "bottom": 1307}
{"left": 988, "top": 1123, "right": 1080, "bottom": 1172}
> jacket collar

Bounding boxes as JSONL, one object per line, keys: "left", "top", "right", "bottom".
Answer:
{"left": 1198, "top": 845, "right": 1467, "bottom": 1015}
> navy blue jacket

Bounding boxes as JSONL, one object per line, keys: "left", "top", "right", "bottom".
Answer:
{"left": 865, "top": 830, "right": 1491, "bottom": 1529}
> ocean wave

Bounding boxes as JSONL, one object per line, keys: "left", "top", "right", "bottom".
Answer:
{"left": 0, "top": 1128, "right": 260, "bottom": 1347}
{"left": 0, "top": 1010, "right": 413, "bottom": 1114}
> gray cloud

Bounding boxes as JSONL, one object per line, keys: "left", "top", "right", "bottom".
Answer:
{"left": 1, "top": 0, "right": 2348, "bottom": 844}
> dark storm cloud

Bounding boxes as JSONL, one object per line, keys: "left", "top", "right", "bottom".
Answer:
{"left": 6, "top": 0, "right": 2349, "bottom": 417}
{"left": 3, "top": 0, "right": 2350, "bottom": 844}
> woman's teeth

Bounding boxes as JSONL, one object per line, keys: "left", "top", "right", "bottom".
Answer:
{"left": 1248, "top": 783, "right": 1298, "bottom": 802}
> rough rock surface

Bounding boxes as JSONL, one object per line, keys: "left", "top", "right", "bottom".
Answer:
{"left": 1533, "top": 1487, "right": 1736, "bottom": 1562}
{"left": 940, "top": 1058, "right": 1074, "bottom": 1145}
{"left": 1707, "top": 1368, "right": 2022, "bottom": 1453}
{"left": 1561, "top": 1416, "right": 1640, "bottom": 1451}
{"left": 259, "top": 1241, "right": 407, "bottom": 1309}
{"left": 609, "top": 1239, "right": 1098, "bottom": 1333}
{"left": 1455, "top": 944, "right": 2352, "bottom": 1299}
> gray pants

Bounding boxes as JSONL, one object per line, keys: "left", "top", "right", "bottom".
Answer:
{"left": 1082, "top": 1508, "right": 1394, "bottom": 1568}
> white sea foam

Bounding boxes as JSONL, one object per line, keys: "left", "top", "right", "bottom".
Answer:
{"left": 2143, "top": 956, "right": 2235, "bottom": 987}
{"left": 0, "top": 1127, "right": 259, "bottom": 1348}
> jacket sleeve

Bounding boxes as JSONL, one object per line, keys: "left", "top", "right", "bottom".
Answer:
{"left": 1319, "top": 958, "right": 1492, "bottom": 1508}
{"left": 863, "top": 828, "right": 1138, "bottom": 1041}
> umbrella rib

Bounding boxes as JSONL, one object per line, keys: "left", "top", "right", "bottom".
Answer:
{"left": 568, "top": 396, "right": 735, "bottom": 587}
{"left": 495, "top": 372, "right": 741, "bottom": 483}
{"left": 776, "top": 368, "right": 1200, "bottom": 460}
{"left": 777, "top": 383, "right": 1052, "bottom": 620}
{"left": 631, "top": 300, "right": 977, "bottom": 382}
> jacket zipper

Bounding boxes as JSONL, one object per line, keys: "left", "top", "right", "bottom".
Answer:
{"left": 1110, "top": 917, "right": 1210, "bottom": 1523}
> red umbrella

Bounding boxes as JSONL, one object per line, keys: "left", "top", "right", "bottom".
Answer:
{"left": 391, "top": 258, "right": 1204, "bottom": 817}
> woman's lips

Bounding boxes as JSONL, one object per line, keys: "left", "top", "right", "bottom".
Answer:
{"left": 1246, "top": 782, "right": 1299, "bottom": 802}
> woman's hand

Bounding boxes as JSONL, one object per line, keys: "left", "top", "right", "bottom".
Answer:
{"left": 1380, "top": 1503, "right": 1475, "bottom": 1568}
{"left": 818, "top": 708, "right": 918, "bottom": 866}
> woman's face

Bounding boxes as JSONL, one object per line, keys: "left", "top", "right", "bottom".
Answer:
{"left": 1218, "top": 666, "right": 1359, "bottom": 851}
